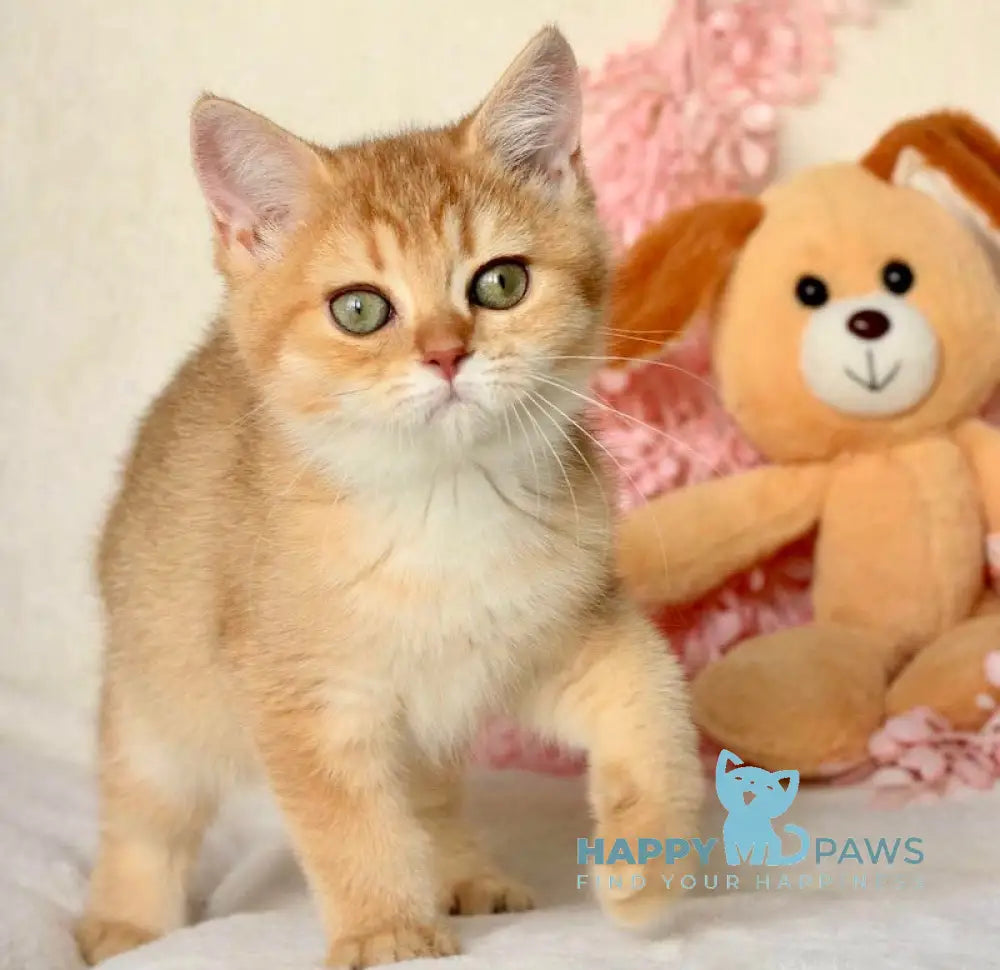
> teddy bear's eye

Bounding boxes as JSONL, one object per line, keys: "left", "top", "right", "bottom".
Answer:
{"left": 882, "top": 260, "right": 915, "bottom": 295}
{"left": 795, "top": 275, "right": 829, "bottom": 308}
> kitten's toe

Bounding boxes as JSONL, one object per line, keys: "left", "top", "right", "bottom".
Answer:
{"left": 74, "top": 914, "right": 159, "bottom": 965}
{"left": 448, "top": 872, "right": 535, "bottom": 916}
{"left": 327, "top": 921, "right": 459, "bottom": 968}
{"left": 594, "top": 851, "right": 696, "bottom": 928}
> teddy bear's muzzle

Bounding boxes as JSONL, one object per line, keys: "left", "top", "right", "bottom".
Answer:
{"left": 799, "top": 290, "right": 940, "bottom": 417}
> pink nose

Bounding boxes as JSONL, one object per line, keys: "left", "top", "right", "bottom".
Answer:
{"left": 422, "top": 344, "right": 468, "bottom": 382}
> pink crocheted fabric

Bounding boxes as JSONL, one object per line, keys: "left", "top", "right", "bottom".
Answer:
{"left": 472, "top": 0, "right": 875, "bottom": 776}
{"left": 868, "top": 650, "right": 1000, "bottom": 806}
{"left": 582, "top": 0, "right": 877, "bottom": 248}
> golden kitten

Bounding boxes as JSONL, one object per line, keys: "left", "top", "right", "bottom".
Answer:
{"left": 76, "top": 27, "right": 701, "bottom": 968}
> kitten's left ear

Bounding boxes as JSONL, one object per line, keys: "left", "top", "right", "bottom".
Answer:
{"left": 468, "top": 25, "right": 582, "bottom": 187}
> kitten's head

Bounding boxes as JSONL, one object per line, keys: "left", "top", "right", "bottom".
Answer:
{"left": 191, "top": 27, "right": 607, "bottom": 478}
{"left": 717, "top": 750, "right": 799, "bottom": 819}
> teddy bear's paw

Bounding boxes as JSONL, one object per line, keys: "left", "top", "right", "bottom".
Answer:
{"left": 887, "top": 614, "right": 1000, "bottom": 730}
{"left": 693, "top": 624, "right": 889, "bottom": 775}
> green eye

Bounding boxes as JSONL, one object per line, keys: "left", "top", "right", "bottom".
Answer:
{"left": 329, "top": 288, "right": 392, "bottom": 335}
{"left": 470, "top": 260, "right": 529, "bottom": 310}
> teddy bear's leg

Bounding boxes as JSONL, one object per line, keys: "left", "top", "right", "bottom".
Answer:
{"left": 692, "top": 623, "right": 894, "bottom": 777}
{"left": 886, "top": 611, "right": 1000, "bottom": 730}
{"left": 972, "top": 589, "right": 1000, "bottom": 616}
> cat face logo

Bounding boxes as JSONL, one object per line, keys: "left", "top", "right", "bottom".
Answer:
{"left": 716, "top": 749, "right": 810, "bottom": 867}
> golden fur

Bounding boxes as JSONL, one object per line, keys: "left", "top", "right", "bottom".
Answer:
{"left": 76, "top": 28, "right": 700, "bottom": 967}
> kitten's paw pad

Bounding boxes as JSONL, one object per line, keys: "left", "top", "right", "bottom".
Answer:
{"left": 74, "top": 914, "right": 158, "bottom": 965}
{"left": 448, "top": 873, "right": 535, "bottom": 915}
{"left": 327, "top": 922, "right": 459, "bottom": 968}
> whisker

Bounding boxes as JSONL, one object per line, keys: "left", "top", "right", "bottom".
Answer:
{"left": 529, "top": 387, "right": 672, "bottom": 587}
{"left": 599, "top": 329, "right": 680, "bottom": 348}
{"left": 224, "top": 382, "right": 383, "bottom": 438}
{"left": 539, "top": 354, "right": 719, "bottom": 397}
{"left": 510, "top": 399, "right": 544, "bottom": 518}
{"left": 518, "top": 397, "right": 581, "bottom": 545}
{"left": 475, "top": 460, "right": 553, "bottom": 530}
{"left": 599, "top": 325, "right": 688, "bottom": 338}
{"left": 501, "top": 403, "right": 515, "bottom": 454}
{"left": 525, "top": 390, "right": 611, "bottom": 522}
{"left": 531, "top": 373, "right": 723, "bottom": 476}
{"left": 223, "top": 397, "right": 273, "bottom": 434}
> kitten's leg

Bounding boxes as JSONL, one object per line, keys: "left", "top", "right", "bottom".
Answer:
{"left": 410, "top": 759, "right": 534, "bottom": 916}
{"left": 522, "top": 597, "right": 703, "bottom": 927}
{"left": 76, "top": 694, "right": 217, "bottom": 964}
{"left": 250, "top": 705, "right": 458, "bottom": 967}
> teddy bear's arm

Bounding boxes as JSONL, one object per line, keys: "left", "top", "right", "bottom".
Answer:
{"left": 955, "top": 419, "right": 1000, "bottom": 538}
{"left": 616, "top": 462, "right": 831, "bottom": 608}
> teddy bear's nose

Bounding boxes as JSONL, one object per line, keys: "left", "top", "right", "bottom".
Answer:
{"left": 847, "top": 309, "right": 891, "bottom": 341}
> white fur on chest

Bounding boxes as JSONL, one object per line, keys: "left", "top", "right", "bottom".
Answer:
{"left": 289, "top": 406, "right": 609, "bottom": 756}
{"left": 345, "top": 463, "right": 601, "bottom": 755}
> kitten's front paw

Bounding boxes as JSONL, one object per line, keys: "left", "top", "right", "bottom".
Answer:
{"left": 326, "top": 922, "right": 459, "bottom": 968}
{"left": 447, "top": 872, "right": 535, "bottom": 915}
{"left": 595, "top": 851, "right": 694, "bottom": 928}
{"left": 590, "top": 763, "right": 703, "bottom": 928}
{"left": 74, "top": 914, "right": 158, "bottom": 965}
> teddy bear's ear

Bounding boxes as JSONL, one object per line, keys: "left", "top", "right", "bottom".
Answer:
{"left": 862, "top": 111, "right": 1000, "bottom": 266}
{"left": 608, "top": 198, "right": 764, "bottom": 363}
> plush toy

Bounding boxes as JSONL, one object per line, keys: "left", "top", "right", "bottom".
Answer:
{"left": 611, "top": 112, "right": 1000, "bottom": 777}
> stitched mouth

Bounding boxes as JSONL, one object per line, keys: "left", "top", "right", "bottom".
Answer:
{"left": 843, "top": 349, "right": 901, "bottom": 393}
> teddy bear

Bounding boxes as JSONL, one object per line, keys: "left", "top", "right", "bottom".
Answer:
{"left": 611, "top": 111, "right": 1000, "bottom": 777}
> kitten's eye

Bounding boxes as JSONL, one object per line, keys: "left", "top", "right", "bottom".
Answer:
{"left": 795, "top": 274, "right": 829, "bottom": 308}
{"left": 470, "top": 260, "right": 529, "bottom": 310}
{"left": 329, "top": 288, "right": 392, "bottom": 335}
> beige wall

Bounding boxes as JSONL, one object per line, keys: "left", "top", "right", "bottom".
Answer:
{"left": 2, "top": 0, "right": 1000, "bottom": 761}
{"left": 779, "top": 1, "right": 1000, "bottom": 172}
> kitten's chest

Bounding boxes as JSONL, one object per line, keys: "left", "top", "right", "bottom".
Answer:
{"left": 344, "top": 473, "right": 594, "bottom": 640}
{"left": 328, "top": 467, "right": 607, "bottom": 749}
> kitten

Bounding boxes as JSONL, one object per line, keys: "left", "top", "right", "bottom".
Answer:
{"left": 716, "top": 750, "right": 808, "bottom": 867}
{"left": 75, "top": 27, "right": 701, "bottom": 968}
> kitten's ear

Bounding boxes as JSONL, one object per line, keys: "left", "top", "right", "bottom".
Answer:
{"left": 190, "top": 96, "right": 326, "bottom": 265}
{"left": 468, "top": 26, "right": 581, "bottom": 186}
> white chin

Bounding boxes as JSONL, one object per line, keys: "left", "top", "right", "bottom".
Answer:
{"left": 799, "top": 293, "right": 940, "bottom": 417}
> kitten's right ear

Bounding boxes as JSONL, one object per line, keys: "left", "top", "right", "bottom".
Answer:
{"left": 190, "top": 96, "right": 326, "bottom": 266}
{"left": 609, "top": 197, "right": 763, "bottom": 363}
{"left": 468, "top": 26, "right": 582, "bottom": 188}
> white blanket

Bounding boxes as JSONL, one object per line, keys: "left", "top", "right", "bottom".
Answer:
{"left": 2, "top": 742, "right": 999, "bottom": 970}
